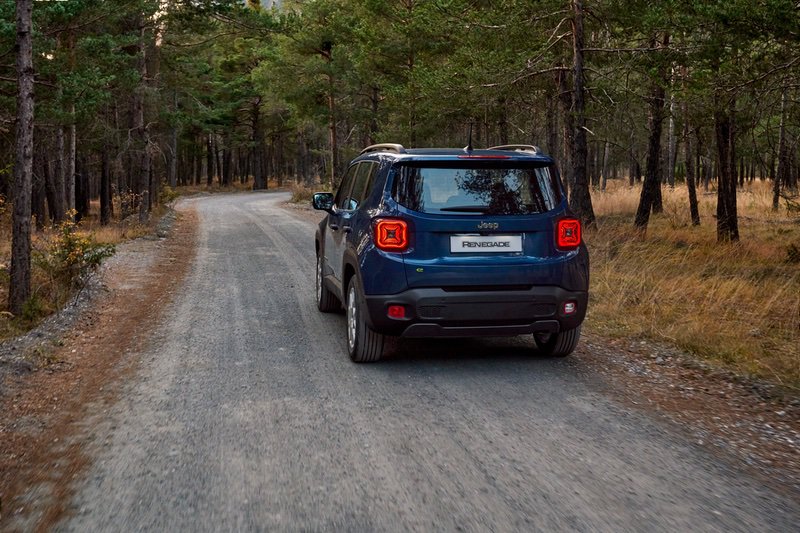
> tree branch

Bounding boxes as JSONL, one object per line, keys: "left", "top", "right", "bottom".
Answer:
{"left": 0, "top": 76, "right": 56, "bottom": 88}
{"left": 164, "top": 31, "right": 245, "bottom": 48}
{"left": 477, "top": 66, "right": 570, "bottom": 88}
{"left": 725, "top": 56, "right": 800, "bottom": 92}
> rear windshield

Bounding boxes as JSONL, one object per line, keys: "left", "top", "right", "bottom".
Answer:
{"left": 393, "top": 162, "right": 563, "bottom": 215}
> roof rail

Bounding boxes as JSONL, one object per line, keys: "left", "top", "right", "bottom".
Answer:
{"left": 360, "top": 143, "right": 406, "bottom": 155}
{"left": 487, "top": 144, "right": 541, "bottom": 154}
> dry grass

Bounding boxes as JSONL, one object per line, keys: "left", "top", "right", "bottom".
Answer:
{"left": 587, "top": 180, "right": 800, "bottom": 388}
{"left": 0, "top": 200, "right": 168, "bottom": 342}
{"left": 289, "top": 182, "right": 319, "bottom": 203}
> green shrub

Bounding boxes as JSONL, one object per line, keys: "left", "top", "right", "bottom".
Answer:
{"left": 34, "top": 218, "right": 116, "bottom": 298}
{"left": 161, "top": 185, "right": 180, "bottom": 204}
{"left": 21, "top": 294, "right": 44, "bottom": 322}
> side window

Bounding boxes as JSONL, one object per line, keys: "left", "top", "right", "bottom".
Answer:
{"left": 360, "top": 163, "right": 378, "bottom": 204}
{"left": 347, "top": 162, "right": 376, "bottom": 210}
{"left": 335, "top": 164, "right": 359, "bottom": 210}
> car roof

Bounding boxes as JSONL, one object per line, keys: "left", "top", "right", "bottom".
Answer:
{"left": 353, "top": 147, "right": 555, "bottom": 164}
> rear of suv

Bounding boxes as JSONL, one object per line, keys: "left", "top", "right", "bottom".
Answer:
{"left": 312, "top": 143, "right": 589, "bottom": 362}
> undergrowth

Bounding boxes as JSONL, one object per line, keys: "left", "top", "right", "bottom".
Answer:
{"left": 32, "top": 215, "right": 115, "bottom": 308}
{"left": 0, "top": 201, "right": 157, "bottom": 341}
{"left": 290, "top": 183, "right": 316, "bottom": 203}
{"left": 587, "top": 181, "right": 800, "bottom": 389}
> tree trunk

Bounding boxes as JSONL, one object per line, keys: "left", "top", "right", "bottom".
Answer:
{"left": 635, "top": 33, "right": 670, "bottom": 230}
{"left": 556, "top": 70, "right": 574, "bottom": 198}
{"left": 169, "top": 91, "right": 178, "bottom": 189}
{"left": 702, "top": 144, "right": 710, "bottom": 192}
{"left": 134, "top": 23, "right": 150, "bottom": 223}
{"left": 546, "top": 93, "right": 557, "bottom": 157}
{"left": 774, "top": 88, "right": 789, "bottom": 209}
{"left": 738, "top": 157, "right": 745, "bottom": 188}
{"left": 327, "top": 74, "right": 338, "bottom": 188}
{"left": 301, "top": 133, "right": 312, "bottom": 185}
{"left": 206, "top": 134, "right": 214, "bottom": 187}
{"left": 252, "top": 100, "right": 266, "bottom": 190}
{"left": 43, "top": 145, "right": 59, "bottom": 223}
{"left": 277, "top": 135, "right": 285, "bottom": 187}
{"left": 64, "top": 111, "right": 77, "bottom": 211}
{"left": 588, "top": 143, "right": 598, "bottom": 188}
{"left": 112, "top": 101, "right": 125, "bottom": 199}
{"left": 568, "top": 0, "right": 595, "bottom": 227}
{"left": 681, "top": 68, "right": 700, "bottom": 226}
{"left": 101, "top": 148, "right": 112, "bottom": 225}
{"left": 193, "top": 144, "right": 201, "bottom": 185}
{"left": 228, "top": 149, "right": 235, "bottom": 185}
{"left": 714, "top": 96, "right": 739, "bottom": 242}
{"left": 32, "top": 152, "right": 46, "bottom": 231}
{"left": 369, "top": 86, "right": 380, "bottom": 145}
{"left": 601, "top": 140, "right": 610, "bottom": 191}
{"left": 684, "top": 126, "right": 700, "bottom": 226}
{"left": 266, "top": 136, "right": 274, "bottom": 184}
{"left": 407, "top": 48, "right": 417, "bottom": 147}
{"left": 498, "top": 97, "right": 509, "bottom": 146}
{"left": 9, "top": 0, "right": 34, "bottom": 315}
{"left": 149, "top": 162, "right": 156, "bottom": 210}
{"left": 628, "top": 132, "right": 638, "bottom": 187}
{"left": 223, "top": 148, "right": 232, "bottom": 186}
{"left": 215, "top": 136, "right": 223, "bottom": 186}
{"left": 75, "top": 155, "right": 90, "bottom": 222}
{"left": 667, "top": 87, "right": 677, "bottom": 187}
{"left": 52, "top": 127, "right": 66, "bottom": 222}
{"left": 708, "top": 159, "right": 715, "bottom": 190}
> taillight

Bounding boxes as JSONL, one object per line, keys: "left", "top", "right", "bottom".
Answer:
{"left": 387, "top": 305, "right": 406, "bottom": 319}
{"left": 374, "top": 219, "right": 409, "bottom": 252}
{"left": 556, "top": 218, "right": 581, "bottom": 250}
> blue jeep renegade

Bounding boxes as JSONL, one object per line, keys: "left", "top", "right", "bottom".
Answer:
{"left": 312, "top": 144, "right": 589, "bottom": 362}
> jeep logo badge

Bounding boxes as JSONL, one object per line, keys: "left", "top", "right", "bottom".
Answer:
{"left": 477, "top": 221, "right": 499, "bottom": 230}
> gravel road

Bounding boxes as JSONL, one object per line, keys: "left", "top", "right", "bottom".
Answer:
{"left": 61, "top": 192, "right": 799, "bottom": 532}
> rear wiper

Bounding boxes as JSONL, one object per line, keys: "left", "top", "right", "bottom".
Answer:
{"left": 439, "top": 206, "right": 489, "bottom": 213}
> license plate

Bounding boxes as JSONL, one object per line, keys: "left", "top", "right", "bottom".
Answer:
{"left": 450, "top": 235, "right": 522, "bottom": 253}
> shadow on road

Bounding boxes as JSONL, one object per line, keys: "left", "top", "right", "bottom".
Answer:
{"left": 379, "top": 336, "right": 572, "bottom": 367}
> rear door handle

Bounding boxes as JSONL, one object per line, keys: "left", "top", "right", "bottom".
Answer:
{"left": 329, "top": 223, "right": 339, "bottom": 231}
{"left": 343, "top": 226, "right": 352, "bottom": 234}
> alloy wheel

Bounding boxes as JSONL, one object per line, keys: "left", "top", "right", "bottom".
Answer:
{"left": 347, "top": 285, "right": 357, "bottom": 351}
{"left": 316, "top": 256, "right": 323, "bottom": 303}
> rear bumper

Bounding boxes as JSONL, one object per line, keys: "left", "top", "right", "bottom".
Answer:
{"left": 364, "top": 286, "right": 587, "bottom": 337}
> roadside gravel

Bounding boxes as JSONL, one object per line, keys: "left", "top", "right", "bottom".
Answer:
{"left": 0, "top": 210, "right": 178, "bottom": 385}
{"left": 0, "top": 208, "right": 196, "bottom": 530}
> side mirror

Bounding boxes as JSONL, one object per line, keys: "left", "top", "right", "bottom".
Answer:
{"left": 312, "top": 192, "right": 335, "bottom": 212}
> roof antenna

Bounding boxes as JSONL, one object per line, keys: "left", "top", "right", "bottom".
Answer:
{"left": 465, "top": 121, "right": 474, "bottom": 152}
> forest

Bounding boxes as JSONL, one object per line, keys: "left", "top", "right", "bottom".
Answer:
{"left": 1, "top": 0, "right": 799, "bottom": 382}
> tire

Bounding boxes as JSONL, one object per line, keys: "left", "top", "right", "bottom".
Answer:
{"left": 533, "top": 325, "right": 582, "bottom": 357}
{"left": 316, "top": 253, "right": 339, "bottom": 312}
{"left": 346, "top": 276, "right": 385, "bottom": 362}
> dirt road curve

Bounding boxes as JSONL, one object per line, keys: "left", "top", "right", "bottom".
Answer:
{"left": 61, "top": 193, "right": 798, "bottom": 531}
